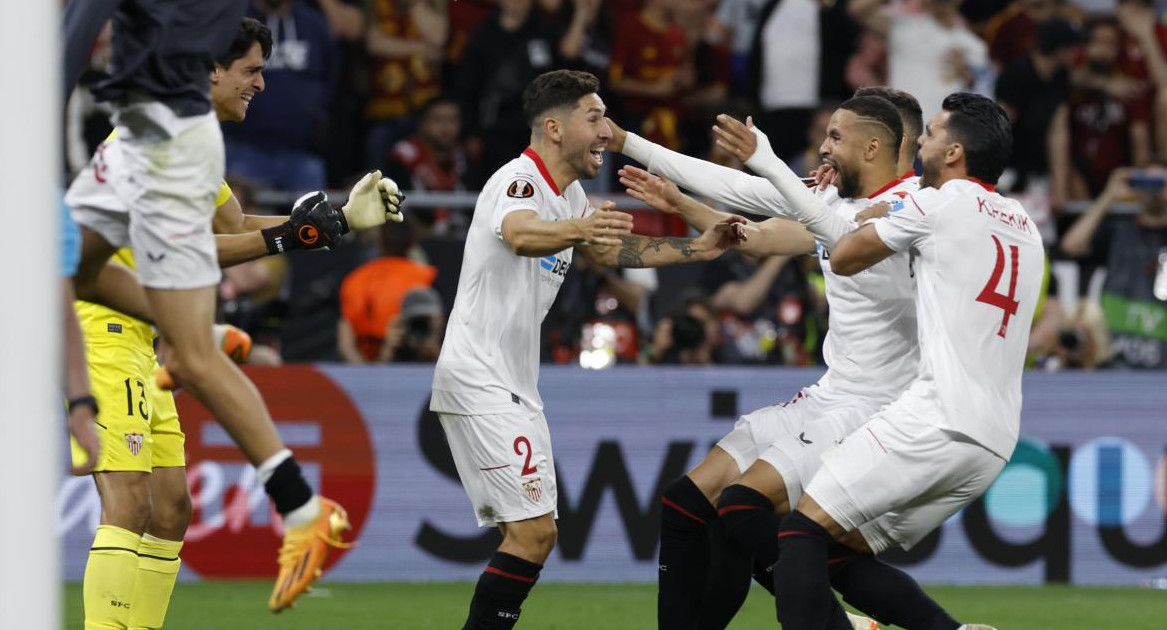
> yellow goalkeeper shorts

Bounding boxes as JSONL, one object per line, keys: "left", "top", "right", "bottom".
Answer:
{"left": 70, "top": 340, "right": 186, "bottom": 473}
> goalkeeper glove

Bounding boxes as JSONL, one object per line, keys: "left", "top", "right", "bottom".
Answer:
{"left": 261, "top": 191, "right": 346, "bottom": 254}
{"left": 341, "top": 169, "right": 404, "bottom": 231}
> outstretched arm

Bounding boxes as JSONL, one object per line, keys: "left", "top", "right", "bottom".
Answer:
{"left": 213, "top": 171, "right": 404, "bottom": 266}
{"left": 579, "top": 207, "right": 747, "bottom": 268}
{"left": 608, "top": 117, "right": 798, "bottom": 219}
{"left": 619, "top": 165, "right": 815, "bottom": 257}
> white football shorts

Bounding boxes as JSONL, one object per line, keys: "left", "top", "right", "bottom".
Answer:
{"left": 67, "top": 102, "right": 223, "bottom": 290}
{"left": 717, "top": 385, "right": 883, "bottom": 508}
{"left": 439, "top": 410, "right": 558, "bottom": 528}
{"left": 805, "top": 389, "right": 1008, "bottom": 554}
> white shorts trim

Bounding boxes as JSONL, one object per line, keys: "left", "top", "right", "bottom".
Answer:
{"left": 439, "top": 411, "right": 558, "bottom": 528}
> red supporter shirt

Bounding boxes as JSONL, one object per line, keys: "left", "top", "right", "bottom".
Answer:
{"left": 610, "top": 15, "right": 687, "bottom": 117}
{"left": 368, "top": 0, "right": 441, "bottom": 119}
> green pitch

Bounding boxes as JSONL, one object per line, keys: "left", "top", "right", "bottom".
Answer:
{"left": 64, "top": 582, "right": 1162, "bottom": 629}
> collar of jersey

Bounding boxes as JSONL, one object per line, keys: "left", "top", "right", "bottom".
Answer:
{"left": 965, "top": 177, "right": 997, "bottom": 192}
{"left": 865, "top": 170, "right": 915, "bottom": 199}
{"left": 522, "top": 147, "right": 562, "bottom": 196}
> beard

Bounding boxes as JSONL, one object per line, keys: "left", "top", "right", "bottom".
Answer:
{"left": 837, "top": 166, "right": 862, "bottom": 199}
{"left": 919, "top": 158, "right": 942, "bottom": 189}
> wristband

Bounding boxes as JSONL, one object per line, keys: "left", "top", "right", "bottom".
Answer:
{"left": 261, "top": 223, "right": 295, "bottom": 255}
{"left": 67, "top": 395, "right": 99, "bottom": 417}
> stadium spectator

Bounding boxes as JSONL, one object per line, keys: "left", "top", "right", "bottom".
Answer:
{"left": 646, "top": 296, "right": 720, "bottom": 365}
{"left": 676, "top": 1, "right": 733, "bottom": 156}
{"left": 224, "top": 0, "right": 340, "bottom": 191}
{"left": 310, "top": 0, "right": 365, "bottom": 40}
{"left": 385, "top": 96, "right": 475, "bottom": 236}
{"left": 454, "top": 0, "right": 559, "bottom": 182}
{"left": 1061, "top": 166, "right": 1167, "bottom": 368}
{"left": 709, "top": 0, "right": 768, "bottom": 96}
{"left": 444, "top": 0, "right": 495, "bottom": 71}
{"left": 849, "top": 0, "right": 991, "bottom": 122}
{"left": 996, "top": 17, "right": 1080, "bottom": 215}
{"left": 1113, "top": 0, "right": 1167, "bottom": 159}
{"left": 751, "top": 0, "right": 858, "bottom": 160}
{"left": 984, "top": 0, "right": 1068, "bottom": 70}
{"left": 365, "top": 0, "right": 447, "bottom": 173}
{"left": 555, "top": 0, "right": 610, "bottom": 77}
{"left": 379, "top": 287, "right": 446, "bottom": 362}
{"left": 609, "top": 0, "right": 690, "bottom": 152}
{"left": 700, "top": 252, "right": 810, "bottom": 364}
{"left": 338, "top": 221, "right": 437, "bottom": 363}
{"left": 1067, "top": 16, "right": 1152, "bottom": 198}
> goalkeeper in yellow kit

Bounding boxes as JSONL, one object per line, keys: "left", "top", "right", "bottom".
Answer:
{"left": 65, "top": 17, "right": 402, "bottom": 628}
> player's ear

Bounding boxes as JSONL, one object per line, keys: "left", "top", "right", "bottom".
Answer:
{"left": 210, "top": 65, "right": 224, "bottom": 85}
{"left": 946, "top": 142, "right": 963, "bottom": 169}
{"left": 543, "top": 116, "right": 563, "bottom": 143}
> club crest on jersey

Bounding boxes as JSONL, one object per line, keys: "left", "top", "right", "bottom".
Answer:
{"left": 889, "top": 199, "right": 905, "bottom": 213}
{"left": 507, "top": 179, "right": 535, "bottom": 199}
{"left": 125, "top": 433, "right": 144, "bottom": 456}
{"left": 522, "top": 478, "right": 543, "bottom": 502}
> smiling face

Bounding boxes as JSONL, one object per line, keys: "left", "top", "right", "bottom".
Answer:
{"left": 818, "top": 109, "right": 871, "bottom": 199}
{"left": 558, "top": 93, "right": 613, "bottom": 180}
{"left": 210, "top": 42, "right": 266, "bottom": 123}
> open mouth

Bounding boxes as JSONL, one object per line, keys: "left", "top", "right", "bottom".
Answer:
{"left": 589, "top": 148, "right": 604, "bottom": 167}
{"left": 241, "top": 93, "right": 254, "bottom": 108}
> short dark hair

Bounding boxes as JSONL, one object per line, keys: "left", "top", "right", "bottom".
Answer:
{"left": 853, "top": 86, "right": 923, "bottom": 144}
{"left": 521, "top": 70, "right": 601, "bottom": 129}
{"left": 940, "top": 92, "right": 1013, "bottom": 184}
{"left": 216, "top": 17, "right": 272, "bottom": 68}
{"left": 838, "top": 95, "right": 904, "bottom": 162}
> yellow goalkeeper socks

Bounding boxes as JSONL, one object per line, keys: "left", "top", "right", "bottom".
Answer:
{"left": 127, "top": 534, "right": 184, "bottom": 630}
{"left": 84, "top": 525, "right": 142, "bottom": 630}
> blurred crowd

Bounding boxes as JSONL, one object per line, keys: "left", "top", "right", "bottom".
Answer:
{"left": 66, "top": 0, "right": 1167, "bottom": 370}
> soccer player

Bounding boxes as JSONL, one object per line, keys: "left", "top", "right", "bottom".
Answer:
{"left": 63, "top": 11, "right": 400, "bottom": 622}
{"left": 430, "top": 69, "right": 747, "bottom": 630}
{"left": 609, "top": 91, "right": 922, "bottom": 630}
{"left": 728, "top": 93, "right": 1041, "bottom": 630}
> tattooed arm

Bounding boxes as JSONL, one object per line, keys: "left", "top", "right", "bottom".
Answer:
{"left": 579, "top": 215, "right": 748, "bottom": 268}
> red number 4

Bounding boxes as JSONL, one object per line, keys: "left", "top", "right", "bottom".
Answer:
{"left": 514, "top": 436, "right": 538, "bottom": 476}
{"left": 976, "top": 235, "right": 1020, "bottom": 338}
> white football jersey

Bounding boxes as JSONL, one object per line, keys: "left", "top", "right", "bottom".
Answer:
{"left": 629, "top": 130, "right": 921, "bottom": 404}
{"left": 431, "top": 148, "right": 590, "bottom": 415}
{"left": 874, "top": 178, "right": 1045, "bottom": 459}
{"left": 812, "top": 174, "right": 920, "bottom": 403}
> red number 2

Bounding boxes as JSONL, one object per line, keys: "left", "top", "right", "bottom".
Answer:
{"left": 975, "top": 235, "right": 1020, "bottom": 338}
{"left": 514, "top": 436, "right": 538, "bottom": 476}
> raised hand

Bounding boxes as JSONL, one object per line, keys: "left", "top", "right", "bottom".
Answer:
{"left": 712, "top": 114, "right": 760, "bottom": 163}
{"left": 581, "top": 201, "right": 635, "bottom": 246}
{"left": 342, "top": 170, "right": 404, "bottom": 231}
{"left": 619, "top": 166, "right": 684, "bottom": 214}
